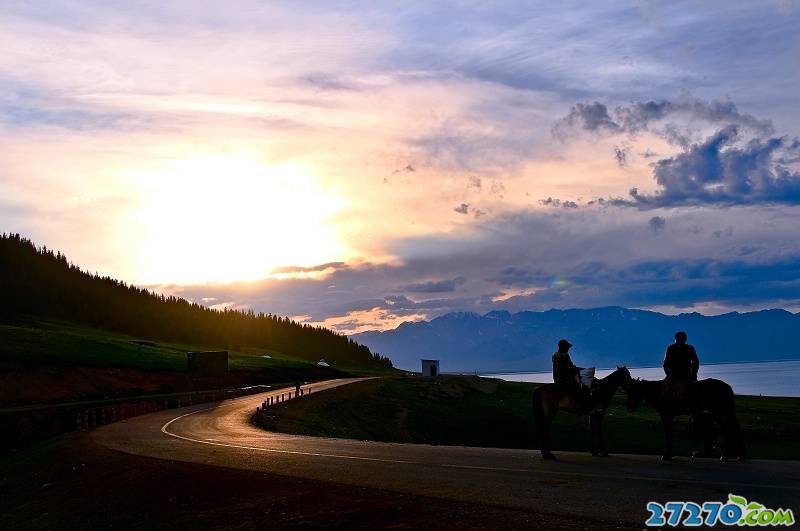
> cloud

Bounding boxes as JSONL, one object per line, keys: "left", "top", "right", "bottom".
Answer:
{"left": 553, "top": 98, "right": 773, "bottom": 140}
{"left": 550, "top": 97, "right": 800, "bottom": 208}
{"left": 270, "top": 262, "right": 348, "bottom": 274}
{"left": 624, "top": 126, "right": 800, "bottom": 207}
{"left": 400, "top": 276, "right": 466, "bottom": 293}
{"left": 165, "top": 204, "right": 800, "bottom": 333}
{"left": 454, "top": 203, "right": 470, "bottom": 214}
{"left": 539, "top": 197, "right": 578, "bottom": 208}
{"left": 553, "top": 102, "right": 620, "bottom": 138}
{"left": 648, "top": 216, "right": 666, "bottom": 232}
{"left": 614, "top": 145, "right": 629, "bottom": 167}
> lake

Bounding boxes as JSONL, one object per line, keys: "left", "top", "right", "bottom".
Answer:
{"left": 482, "top": 360, "right": 800, "bottom": 397}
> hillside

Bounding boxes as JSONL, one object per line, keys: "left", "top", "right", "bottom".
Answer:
{"left": 352, "top": 307, "right": 800, "bottom": 372}
{"left": 0, "top": 318, "right": 354, "bottom": 407}
{"left": 0, "top": 234, "right": 391, "bottom": 370}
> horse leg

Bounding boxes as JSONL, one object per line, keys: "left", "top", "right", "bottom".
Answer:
{"left": 533, "top": 389, "right": 556, "bottom": 460}
{"left": 703, "top": 417, "right": 714, "bottom": 458}
{"left": 690, "top": 413, "right": 714, "bottom": 458}
{"left": 540, "top": 417, "right": 556, "bottom": 460}
{"left": 596, "top": 414, "right": 609, "bottom": 456}
{"left": 660, "top": 413, "right": 674, "bottom": 461}
{"left": 720, "top": 411, "right": 746, "bottom": 461}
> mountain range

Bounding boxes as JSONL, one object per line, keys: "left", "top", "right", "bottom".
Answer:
{"left": 352, "top": 307, "right": 800, "bottom": 372}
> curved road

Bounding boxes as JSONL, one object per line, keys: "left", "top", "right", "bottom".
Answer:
{"left": 94, "top": 378, "right": 800, "bottom": 526}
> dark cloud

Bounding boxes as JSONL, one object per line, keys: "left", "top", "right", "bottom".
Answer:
{"left": 553, "top": 98, "right": 773, "bottom": 140}
{"left": 539, "top": 197, "right": 578, "bottom": 208}
{"left": 454, "top": 203, "right": 470, "bottom": 214}
{"left": 468, "top": 176, "right": 482, "bottom": 190}
{"left": 648, "top": 216, "right": 666, "bottom": 232}
{"left": 614, "top": 145, "right": 629, "bottom": 167}
{"left": 271, "top": 262, "right": 348, "bottom": 274}
{"left": 400, "top": 277, "right": 466, "bottom": 293}
{"left": 623, "top": 126, "right": 800, "bottom": 207}
{"left": 393, "top": 164, "right": 416, "bottom": 174}
{"left": 553, "top": 101, "right": 620, "bottom": 138}
{"left": 487, "top": 266, "right": 548, "bottom": 288}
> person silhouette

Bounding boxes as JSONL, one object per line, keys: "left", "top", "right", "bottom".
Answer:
{"left": 662, "top": 331, "right": 700, "bottom": 401}
{"left": 552, "top": 339, "right": 595, "bottom": 409}
{"left": 663, "top": 331, "right": 699, "bottom": 383}
{"left": 552, "top": 339, "right": 579, "bottom": 387}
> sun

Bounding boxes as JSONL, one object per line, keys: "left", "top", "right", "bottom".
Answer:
{"left": 133, "top": 154, "right": 346, "bottom": 284}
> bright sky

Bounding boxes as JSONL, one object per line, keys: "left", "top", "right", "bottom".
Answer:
{"left": 2, "top": 1, "right": 800, "bottom": 332}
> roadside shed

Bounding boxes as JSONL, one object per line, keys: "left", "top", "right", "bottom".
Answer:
{"left": 421, "top": 359, "right": 439, "bottom": 377}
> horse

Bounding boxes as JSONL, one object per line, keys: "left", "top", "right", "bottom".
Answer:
{"left": 532, "top": 366, "right": 632, "bottom": 460}
{"left": 625, "top": 378, "right": 746, "bottom": 461}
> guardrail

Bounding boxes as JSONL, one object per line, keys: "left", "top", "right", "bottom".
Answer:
{"left": 253, "top": 385, "right": 312, "bottom": 424}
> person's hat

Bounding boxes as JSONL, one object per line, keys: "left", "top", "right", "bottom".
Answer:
{"left": 558, "top": 339, "right": 573, "bottom": 349}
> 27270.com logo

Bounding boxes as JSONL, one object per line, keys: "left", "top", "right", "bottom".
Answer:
{"left": 646, "top": 494, "right": 795, "bottom": 527}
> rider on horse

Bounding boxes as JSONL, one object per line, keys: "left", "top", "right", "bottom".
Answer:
{"left": 663, "top": 331, "right": 699, "bottom": 399}
{"left": 552, "top": 339, "right": 593, "bottom": 407}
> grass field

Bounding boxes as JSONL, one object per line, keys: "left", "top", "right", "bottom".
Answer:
{"left": 0, "top": 318, "right": 396, "bottom": 406}
{"left": 257, "top": 375, "right": 800, "bottom": 460}
{"left": 0, "top": 319, "right": 314, "bottom": 371}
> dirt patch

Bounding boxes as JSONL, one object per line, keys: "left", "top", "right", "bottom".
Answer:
{"left": 0, "top": 432, "right": 643, "bottom": 530}
{"left": 0, "top": 362, "right": 188, "bottom": 406}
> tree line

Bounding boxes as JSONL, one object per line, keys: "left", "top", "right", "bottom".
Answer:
{"left": 0, "top": 233, "right": 392, "bottom": 369}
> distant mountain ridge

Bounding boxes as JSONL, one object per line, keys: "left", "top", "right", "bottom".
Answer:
{"left": 351, "top": 307, "right": 800, "bottom": 372}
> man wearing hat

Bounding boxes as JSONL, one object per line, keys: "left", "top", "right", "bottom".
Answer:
{"left": 552, "top": 339, "right": 595, "bottom": 394}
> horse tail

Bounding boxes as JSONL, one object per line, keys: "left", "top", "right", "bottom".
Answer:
{"left": 727, "top": 392, "right": 747, "bottom": 460}
{"left": 716, "top": 380, "right": 747, "bottom": 460}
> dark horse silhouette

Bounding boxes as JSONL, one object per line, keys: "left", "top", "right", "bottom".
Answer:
{"left": 625, "top": 378, "right": 746, "bottom": 461}
{"left": 532, "top": 366, "right": 631, "bottom": 460}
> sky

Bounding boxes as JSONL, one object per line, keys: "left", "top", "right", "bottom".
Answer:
{"left": 2, "top": 1, "right": 800, "bottom": 333}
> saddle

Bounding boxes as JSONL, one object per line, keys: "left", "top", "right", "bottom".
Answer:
{"left": 661, "top": 378, "right": 698, "bottom": 412}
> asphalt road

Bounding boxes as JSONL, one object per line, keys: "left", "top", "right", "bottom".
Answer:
{"left": 93, "top": 378, "right": 800, "bottom": 526}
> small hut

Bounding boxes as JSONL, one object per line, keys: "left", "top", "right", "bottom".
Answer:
{"left": 421, "top": 359, "right": 439, "bottom": 377}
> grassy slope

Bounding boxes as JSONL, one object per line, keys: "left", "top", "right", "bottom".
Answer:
{"left": 0, "top": 318, "right": 396, "bottom": 406}
{"left": 0, "top": 319, "right": 310, "bottom": 371}
{"left": 258, "top": 376, "right": 800, "bottom": 460}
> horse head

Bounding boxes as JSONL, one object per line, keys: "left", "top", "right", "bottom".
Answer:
{"left": 617, "top": 365, "right": 632, "bottom": 385}
{"left": 610, "top": 365, "right": 633, "bottom": 391}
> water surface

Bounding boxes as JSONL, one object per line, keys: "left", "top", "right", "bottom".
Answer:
{"left": 482, "top": 360, "right": 800, "bottom": 397}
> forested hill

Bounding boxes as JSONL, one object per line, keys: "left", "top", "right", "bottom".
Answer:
{"left": 0, "top": 234, "right": 391, "bottom": 369}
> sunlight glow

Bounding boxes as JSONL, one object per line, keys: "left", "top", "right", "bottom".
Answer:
{"left": 134, "top": 154, "right": 346, "bottom": 284}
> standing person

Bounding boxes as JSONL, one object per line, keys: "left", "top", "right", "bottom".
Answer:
{"left": 662, "top": 331, "right": 700, "bottom": 399}
{"left": 295, "top": 381, "right": 301, "bottom": 397}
